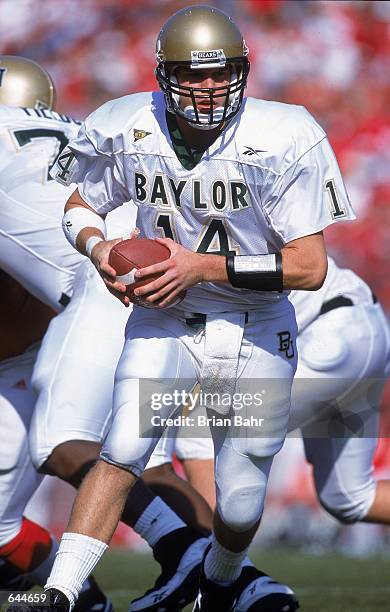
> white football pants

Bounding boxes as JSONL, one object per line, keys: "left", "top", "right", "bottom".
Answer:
{"left": 101, "top": 302, "right": 297, "bottom": 532}
{"left": 290, "top": 301, "right": 390, "bottom": 523}
{"left": 0, "top": 345, "right": 42, "bottom": 545}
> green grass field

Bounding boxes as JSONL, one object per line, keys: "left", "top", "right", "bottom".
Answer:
{"left": 94, "top": 548, "right": 390, "bottom": 612}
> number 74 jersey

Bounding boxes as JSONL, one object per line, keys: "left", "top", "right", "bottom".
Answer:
{"left": 54, "top": 91, "right": 356, "bottom": 313}
{"left": 0, "top": 104, "right": 84, "bottom": 310}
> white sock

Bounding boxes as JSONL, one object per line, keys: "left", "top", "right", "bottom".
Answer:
{"left": 27, "top": 537, "right": 58, "bottom": 586}
{"left": 204, "top": 535, "right": 248, "bottom": 586}
{"left": 45, "top": 532, "right": 108, "bottom": 610}
{"left": 28, "top": 537, "right": 93, "bottom": 594}
{"left": 133, "top": 497, "right": 186, "bottom": 548}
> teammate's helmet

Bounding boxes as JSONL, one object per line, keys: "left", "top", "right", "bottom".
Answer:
{"left": 155, "top": 5, "right": 249, "bottom": 130}
{"left": 0, "top": 56, "right": 55, "bottom": 110}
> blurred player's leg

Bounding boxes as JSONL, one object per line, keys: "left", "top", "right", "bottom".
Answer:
{"left": 0, "top": 357, "right": 111, "bottom": 612}
{"left": 175, "top": 423, "right": 216, "bottom": 511}
{"left": 293, "top": 301, "right": 390, "bottom": 524}
{"left": 0, "top": 357, "right": 53, "bottom": 585}
{"left": 143, "top": 431, "right": 213, "bottom": 534}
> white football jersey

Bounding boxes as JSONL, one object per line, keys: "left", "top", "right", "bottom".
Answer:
{"left": 0, "top": 104, "right": 83, "bottom": 310}
{"left": 54, "top": 91, "right": 355, "bottom": 314}
{"left": 289, "top": 256, "right": 375, "bottom": 332}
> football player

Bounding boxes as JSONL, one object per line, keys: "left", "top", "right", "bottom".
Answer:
{"left": 0, "top": 55, "right": 215, "bottom": 611}
{"left": 0, "top": 56, "right": 111, "bottom": 610}
{"left": 44, "top": 5, "right": 355, "bottom": 612}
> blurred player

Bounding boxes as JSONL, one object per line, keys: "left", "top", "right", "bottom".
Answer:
{"left": 288, "top": 257, "right": 390, "bottom": 528}
{"left": 0, "top": 56, "right": 110, "bottom": 607}
{"left": 44, "top": 5, "right": 355, "bottom": 612}
{"left": 0, "top": 55, "right": 212, "bottom": 612}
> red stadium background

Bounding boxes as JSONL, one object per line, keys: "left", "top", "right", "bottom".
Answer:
{"left": 1, "top": 0, "right": 389, "bottom": 555}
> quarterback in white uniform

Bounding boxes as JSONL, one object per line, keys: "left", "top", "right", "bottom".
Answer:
{"left": 44, "top": 6, "right": 355, "bottom": 612}
{"left": 0, "top": 56, "right": 213, "bottom": 612}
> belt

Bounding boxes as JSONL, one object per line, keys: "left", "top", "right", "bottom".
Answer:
{"left": 185, "top": 292, "right": 378, "bottom": 326}
{"left": 185, "top": 312, "right": 249, "bottom": 327}
{"left": 319, "top": 292, "right": 377, "bottom": 316}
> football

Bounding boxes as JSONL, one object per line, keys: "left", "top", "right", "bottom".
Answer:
{"left": 108, "top": 237, "right": 185, "bottom": 307}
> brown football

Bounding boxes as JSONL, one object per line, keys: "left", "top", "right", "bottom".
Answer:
{"left": 108, "top": 238, "right": 185, "bottom": 307}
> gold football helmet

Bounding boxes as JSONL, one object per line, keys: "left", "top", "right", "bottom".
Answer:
{"left": 155, "top": 5, "right": 249, "bottom": 129}
{"left": 0, "top": 55, "right": 55, "bottom": 110}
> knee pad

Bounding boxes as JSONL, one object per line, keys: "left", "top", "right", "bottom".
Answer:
{"left": 217, "top": 481, "right": 266, "bottom": 532}
{"left": 215, "top": 444, "right": 273, "bottom": 533}
{"left": 318, "top": 480, "right": 376, "bottom": 524}
{"left": 101, "top": 436, "right": 157, "bottom": 477}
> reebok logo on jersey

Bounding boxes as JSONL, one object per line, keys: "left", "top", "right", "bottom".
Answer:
{"left": 134, "top": 129, "right": 151, "bottom": 142}
{"left": 243, "top": 146, "right": 267, "bottom": 156}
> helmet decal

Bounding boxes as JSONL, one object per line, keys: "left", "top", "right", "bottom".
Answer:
{"left": 190, "top": 49, "right": 226, "bottom": 68}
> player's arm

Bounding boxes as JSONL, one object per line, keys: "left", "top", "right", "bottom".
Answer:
{"left": 200, "top": 231, "right": 327, "bottom": 290}
{"left": 133, "top": 231, "right": 327, "bottom": 308}
{"left": 64, "top": 188, "right": 107, "bottom": 257}
{"left": 63, "top": 188, "right": 130, "bottom": 306}
{"left": 279, "top": 231, "right": 327, "bottom": 290}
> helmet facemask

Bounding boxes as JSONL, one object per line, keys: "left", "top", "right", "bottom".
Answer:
{"left": 156, "top": 57, "right": 249, "bottom": 130}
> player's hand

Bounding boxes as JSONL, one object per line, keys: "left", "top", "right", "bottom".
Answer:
{"left": 90, "top": 237, "right": 131, "bottom": 307}
{"left": 133, "top": 237, "right": 205, "bottom": 308}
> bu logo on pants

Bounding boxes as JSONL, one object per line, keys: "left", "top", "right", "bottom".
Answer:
{"left": 277, "top": 331, "right": 295, "bottom": 359}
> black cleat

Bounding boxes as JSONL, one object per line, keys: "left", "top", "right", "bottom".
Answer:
{"left": 234, "top": 566, "right": 300, "bottom": 611}
{"left": 192, "top": 545, "right": 239, "bottom": 612}
{"left": 74, "top": 575, "right": 113, "bottom": 612}
{"left": 0, "top": 559, "right": 34, "bottom": 592}
{"left": 6, "top": 588, "right": 70, "bottom": 612}
{"left": 129, "top": 527, "right": 209, "bottom": 611}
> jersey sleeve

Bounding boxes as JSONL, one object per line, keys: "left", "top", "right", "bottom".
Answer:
{"left": 262, "top": 136, "right": 356, "bottom": 245}
{"left": 51, "top": 115, "right": 130, "bottom": 215}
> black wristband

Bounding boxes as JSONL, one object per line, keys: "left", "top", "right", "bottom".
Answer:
{"left": 226, "top": 253, "right": 283, "bottom": 292}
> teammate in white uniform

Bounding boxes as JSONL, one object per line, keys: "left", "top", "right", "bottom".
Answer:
{"left": 289, "top": 258, "right": 390, "bottom": 527}
{"left": 43, "top": 6, "right": 355, "bottom": 612}
{"left": 0, "top": 56, "right": 113, "bottom": 610}
{"left": 0, "top": 75, "right": 82, "bottom": 311}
